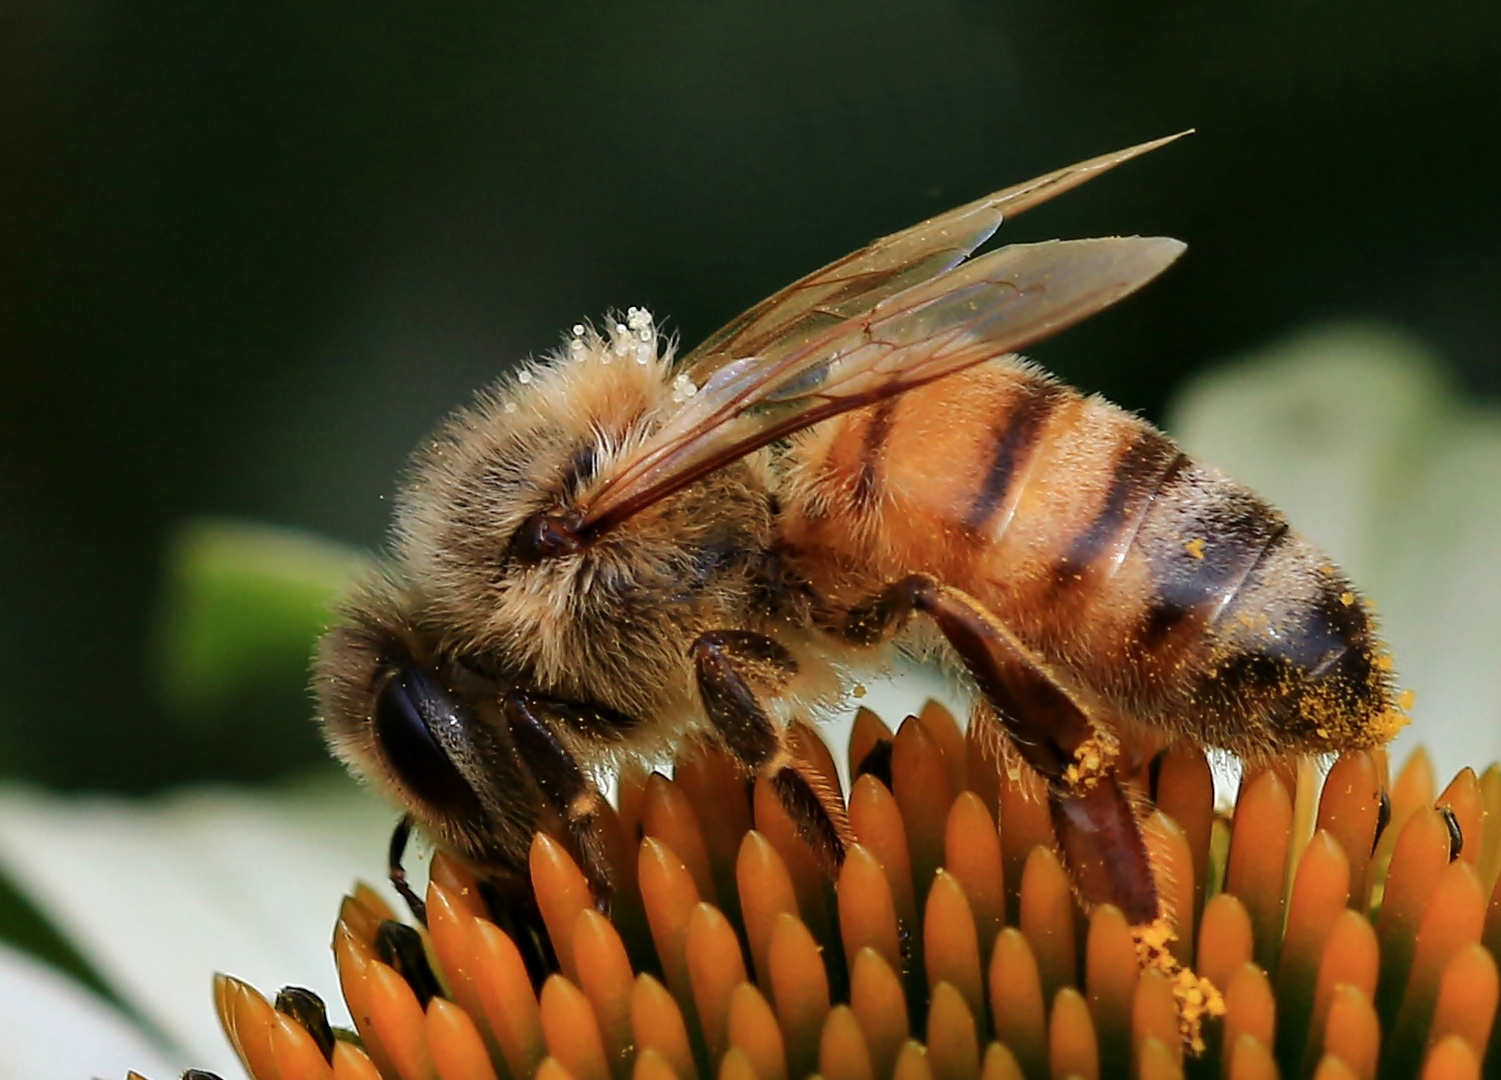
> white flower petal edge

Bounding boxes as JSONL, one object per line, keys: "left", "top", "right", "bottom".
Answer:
{"left": 0, "top": 777, "right": 406, "bottom": 1078}
{"left": 1168, "top": 321, "right": 1501, "bottom": 782}
{"left": 0, "top": 940, "right": 177, "bottom": 1080}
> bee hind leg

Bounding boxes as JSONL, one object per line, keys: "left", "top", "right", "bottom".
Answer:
{"left": 844, "top": 574, "right": 1159, "bottom": 926}
{"left": 691, "top": 630, "right": 852, "bottom": 872}
{"left": 502, "top": 690, "right": 619, "bottom": 907}
{"left": 846, "top": 577, "right": 1227, "bottom": 1048}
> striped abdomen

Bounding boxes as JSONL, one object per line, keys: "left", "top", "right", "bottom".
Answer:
{"left": 779, "top": 358, "right": 1403, "bottom": 760}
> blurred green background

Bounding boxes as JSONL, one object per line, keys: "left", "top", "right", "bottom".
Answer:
{"left": 3, "top": 1, "right": 1499, "bottom": 793}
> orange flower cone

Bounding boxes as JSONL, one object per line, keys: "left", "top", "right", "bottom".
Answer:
{"left": 152, "top": 703, "right": 1500, "bottom": 1080}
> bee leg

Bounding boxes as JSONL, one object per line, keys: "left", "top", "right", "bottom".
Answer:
{"left": 691, "top": 630, "right": 852, "bottom": 871}
{"left": 846, "top": 574, "right": 1159, "bottom": 925}
{"left": 502, "top": 690, "right": 618, "bottom": 906}
{"left": 388, "top": 814, "right": 428, "bottom": 923}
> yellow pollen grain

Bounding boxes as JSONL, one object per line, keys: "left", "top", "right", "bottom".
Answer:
{"left": 1130, "top": 918, "right": 1224, "bottom": 1053}
{"left": 1185, "top": 537, "right": 1206, "bottom": 560}
{"left": 1063, "top": 736, "right": 1112, "bottom": 789}
{"left": 1339, "top": 591, "right": 1355, "bottom": 606}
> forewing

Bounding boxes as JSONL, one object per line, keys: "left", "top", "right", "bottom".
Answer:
{"left": 579, "top": 234, "right": 1186, "bottom": 535}
{"left": 680, "top": 131, "right": 1189, "bottom": 388}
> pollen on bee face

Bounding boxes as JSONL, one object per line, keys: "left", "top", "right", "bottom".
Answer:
{"left": 195, "top": 703, "right": 1501, "bottom": 1080}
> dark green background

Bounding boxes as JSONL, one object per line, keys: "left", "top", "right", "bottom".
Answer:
{"left": 4, "top": 1, "right": 1499, "bottom": 792}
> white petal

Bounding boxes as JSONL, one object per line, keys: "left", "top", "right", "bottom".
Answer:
{"left": 1368, "top": 414, "right": 1501, "bottom": 779}
{"left": 0, "top": 941, "right": 178, "bottom": 1080}
{"left": 0, "top": 777, "right": 410, "bottom": 1076}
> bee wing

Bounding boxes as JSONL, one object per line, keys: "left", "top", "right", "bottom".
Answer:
{"left": 579, "top": 233, "right": 1186, "bottom": 535}
{"left": 680, "top": 131, "right": 1190, "bottom": 387}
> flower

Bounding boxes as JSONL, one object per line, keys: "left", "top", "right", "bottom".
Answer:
{"left": 181, "top": 698, "right": 1501, "bottom": 1080}
{"left": 0, "top": 777, "right": 400, "bottom": 1079}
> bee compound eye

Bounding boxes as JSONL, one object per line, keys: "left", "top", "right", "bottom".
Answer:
{"left": 373, "top": 667, "right": 486, "bottom": 820}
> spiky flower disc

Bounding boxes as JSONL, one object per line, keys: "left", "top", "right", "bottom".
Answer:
{"left": 176, "top": 703, "right": 1498, "bottom": 1080}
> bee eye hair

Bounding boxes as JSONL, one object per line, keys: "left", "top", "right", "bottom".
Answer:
{"left": 374, "top": 666, "right": 486, "bottom": 821}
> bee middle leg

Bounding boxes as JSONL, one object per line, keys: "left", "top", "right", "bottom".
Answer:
{"left": 844, "top": 574, "right": 1160, "bottom": 926}
{"left": 691, "top": 630, "right": 853, "bottom": 871}
{"left": 501, "top": 690, "right": 619, "bottom": 904}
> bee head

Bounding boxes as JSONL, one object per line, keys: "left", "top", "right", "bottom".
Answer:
{"left": 386, "top": 319, "right": 773, "bottom": 719}
{"left": 313, "top": 576, "right": 540, "bottom": 880}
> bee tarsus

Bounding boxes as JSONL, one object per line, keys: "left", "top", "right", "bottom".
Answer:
{"left": 691, "top": 629, "right": 851, "bottom": 870}
{"left": 387, "top": 815, "right": 427, "bottom": 924}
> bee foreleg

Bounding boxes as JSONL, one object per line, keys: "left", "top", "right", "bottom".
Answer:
{"left": 691, "top": 630, "right": 852, "bottom": 871}
{"left": 387, "top": 814, "right": 428, "bottom": 923}
{"left": 502, "top": 690, "right": 617, "bottom": 906}
{"left": 847, "top": 574, "right": 1159, "bottom": 926}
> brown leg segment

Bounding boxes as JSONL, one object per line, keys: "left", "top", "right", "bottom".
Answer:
{"left": 502, "top": 690, "right": 618, "bottom": 904}
{"left": 388, "top": 815, "right": 428, "bottom": 923}
{"left": 691, "top": 630, "right": 852, "bottom": 871}
{"left": 845, "top": 574, "right": 1159, "bottom": 926}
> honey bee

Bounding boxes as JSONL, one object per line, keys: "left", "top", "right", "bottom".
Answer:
{"left": 315, "top": 133, "right": 1405, "bottom": 938}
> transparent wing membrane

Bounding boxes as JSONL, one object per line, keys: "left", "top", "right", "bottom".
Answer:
{"left": 579, "top": 135, "right": 1190, "bottom": 537}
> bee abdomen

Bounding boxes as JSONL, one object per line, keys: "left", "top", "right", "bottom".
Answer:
{"left": 1049, "top": 429, "right": 1187, "bottom": 588}
{"left": 1115, "top": 461, "right": 1400, "bottom": 756}
{"left": 781, "top": 361, "right": 1402, "bottom": 759}
{"left": 1193, "top": 530, "right": 1398, "bottom": 756}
